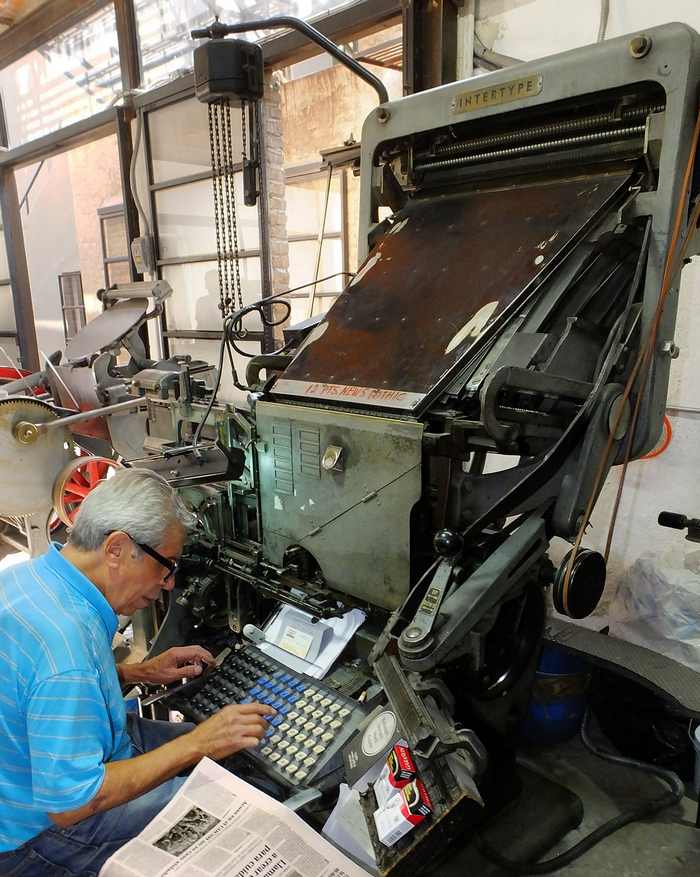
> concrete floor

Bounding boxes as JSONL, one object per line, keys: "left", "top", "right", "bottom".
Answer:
{"left": 519, "top": 733, "right": 700, "bottom": 875}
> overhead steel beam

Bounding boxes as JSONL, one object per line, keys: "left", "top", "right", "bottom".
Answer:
{"left": 0, "top": 108, "right": 116, "bottom": 171}
{"left": 0, "top": 167, "right": 39, "bottom": 370}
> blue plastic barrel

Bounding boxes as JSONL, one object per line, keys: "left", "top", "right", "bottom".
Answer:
{"left": 521, "top": 644, "right": 590, "bottom": 744}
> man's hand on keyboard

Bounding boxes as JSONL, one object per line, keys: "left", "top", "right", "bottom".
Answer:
{"left": 190, "top": 703, "right": 276, "bottom": 760}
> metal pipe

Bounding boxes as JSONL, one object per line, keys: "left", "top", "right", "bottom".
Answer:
{"left": 308, "top": 164, "right": 333, "bottom": 320}
{"left": 45, "top": 398, "right": 146, "bottom": 429}
{"left": 13, "top": 398, "right": 146, "bottom": 445}
{"left": 190, "top": 17, "right": 389, "bottom": 105}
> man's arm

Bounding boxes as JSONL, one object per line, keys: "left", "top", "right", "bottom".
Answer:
{"left": 48, "top": 702, "right": 272, "bottom": 829}
{"left": 118, "top": 645, "right": 214, "bottom": 686}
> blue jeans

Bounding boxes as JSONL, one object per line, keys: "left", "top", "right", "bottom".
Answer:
{"left": 0, "top": 715, "right": 195, "bottom": 877}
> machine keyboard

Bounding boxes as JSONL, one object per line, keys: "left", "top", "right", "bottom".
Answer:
{"left": 179, "top": 644, "right": 365, "bottom": 788}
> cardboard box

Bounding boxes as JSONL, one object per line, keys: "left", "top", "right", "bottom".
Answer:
{"left": 373, "top": 779, "right": 433, "bottom": 847}
{"left": 373, "top": 743, "right": 417, "bottom": 808}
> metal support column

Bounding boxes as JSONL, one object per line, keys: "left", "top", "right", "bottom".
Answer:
{"left": 0, "top": 168, "right": 39, "bottom": 371}
{"left": 403, "top": 0, "right": 462, "bottom": 95}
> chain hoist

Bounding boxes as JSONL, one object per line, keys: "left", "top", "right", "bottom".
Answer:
{"left": 195, "top": 37, "right": 264, "bottom": 321}
{"left": 207, "top": 97, "right": 245, "bottom": 319}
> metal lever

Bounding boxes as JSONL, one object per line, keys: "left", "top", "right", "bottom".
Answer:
{"left": 13, "top": 398, "right": 146, "bottom": 444}
{"left": 658, "top": 511, "right": 700, "bottom": 543}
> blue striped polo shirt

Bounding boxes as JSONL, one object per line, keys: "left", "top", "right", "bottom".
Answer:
{"left": 0, "top": 545, "right": 133, "bottom": 850}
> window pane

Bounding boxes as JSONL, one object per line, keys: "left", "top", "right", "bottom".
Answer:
{"left": 286, "top": 175, "right": 342, "bottom": 237}
{"left": 16, "top": 134, "right": 123, "bottom": 354}
{"left": 168, "top": 336, "right": 260, "bottom": 406}
{"left": 162, "top": 257, "right": 262, "bottom": 332}
{"left": 107, "top": 261, "right": 132, "bottom": 286}
{"left": 288, "top": 291, "right": 337, "bottom": 326}
{"left": 288, "top": 238, "right": 344, "bottom": 296}
{"left": 0, "top": 340, "right": 21, "bottom": 369}
{"left": 136, "top": 0, "right": 350, "bottom": 90}
{"left": 0, "top": 284, "right": 16, "bottom": 332}
{"left": 156, "top": 176, "right": 260, "bottom": 258}
{"left": 287, "top": 238, "right": 343, "bottom": 325}
{"left": 0, "top": 7, "right": 120, "bottom": 148}
{"left": 103, "top": 214, "right": 128, "bottom": 259}
{"left": 0, "top": 227, "right": 8, "bottom": 281}
{"left": 148, "top": 98, "right": 245, "bottom": 184}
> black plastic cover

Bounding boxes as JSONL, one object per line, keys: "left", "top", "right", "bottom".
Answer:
{"left": 194, "top": 39, "right": 264, "bottom": 104}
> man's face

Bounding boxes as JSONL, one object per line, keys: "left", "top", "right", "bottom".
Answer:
{"left": 103, "top": 525, "right": 186, "bottom": 615}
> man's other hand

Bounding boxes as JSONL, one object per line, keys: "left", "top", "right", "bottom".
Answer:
{"left": 121, "top": 645, "right": 215, "bottom": 685}
{"left": 190, "top": 703, "right": 275, "bottom": 760}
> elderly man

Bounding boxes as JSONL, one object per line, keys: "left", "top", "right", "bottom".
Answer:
{"left": 0, "top": 468, "right": 272, "bottom": 876}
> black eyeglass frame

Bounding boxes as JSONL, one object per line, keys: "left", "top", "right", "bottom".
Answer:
{"left": 107, "top": 531, "right": 179, "bottom": 582}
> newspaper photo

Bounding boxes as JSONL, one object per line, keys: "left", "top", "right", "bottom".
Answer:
{"left": 99, "top": 758, "right": 373, "bottom": 877}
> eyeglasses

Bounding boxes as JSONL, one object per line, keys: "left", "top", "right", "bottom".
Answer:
{"left": 108, "top": 531, "right": 179, "bottom": 582}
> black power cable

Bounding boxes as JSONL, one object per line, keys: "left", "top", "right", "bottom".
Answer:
{"left": 475, "top": 710, "right": 685, "bottom": 874}
{"left": 191, "top": 271, "right": 355, "bottom": 457}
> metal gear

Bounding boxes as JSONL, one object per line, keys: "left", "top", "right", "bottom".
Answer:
{"left": 0, "top": 397, "right": 74, "bottom": 517}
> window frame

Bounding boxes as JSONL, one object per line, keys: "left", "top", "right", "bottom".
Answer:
{"left": 285, "top": 164, "right": 350, "bottom": 319}
{"left": 0, "top": 0, "right": 401, "bottom": 370}
{"left": 58, "top": 270, "right": 87, "bottom": 344}
{"left": 98, "top": 203, "right": 131, "bottom": 289}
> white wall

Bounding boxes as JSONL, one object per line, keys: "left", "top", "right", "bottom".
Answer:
{"left": 474, "top": 0, "right": 700, "bottom": 600}
{"left": 16, "top": 155, "right": 81, "bottom": 358}
{"left": 479, "top": 0, "right": 700, "bottom": 60}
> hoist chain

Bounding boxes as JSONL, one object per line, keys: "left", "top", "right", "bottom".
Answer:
{"left": 208, "top": 101, "right": 229, "bottom": 317}
{"left": 207, "top": 97, "right": 244, "bottom": 319}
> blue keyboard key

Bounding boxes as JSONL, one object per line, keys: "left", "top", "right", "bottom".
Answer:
{"left": 240, "top": 696, "right": 253, "bottom": 704}
{"left": 287, "top": 693, "right": 300, "bottom": 704}
{"left": 271, "top": 684, "right": 284, "bottom": 695}
{"left": 249, "top": 686, "right": 262, "bottom": 697}
{"left": 256, "top": 677, "right": 268, "bottom": 686}
{"left": 279, "top": 704, "right": 291, "bottom": 715}
{"left": 281, "top": 674, "right": 293, "bottom": 684}
{"left": 264, "top": 727, "right": 274, "bottom": 737}
{"left": 293, "top": 680, "right": 307, "bottom": 692}
{"left": 271, "top": 716, "right": 283, "bottom": 726}
{"left": 271, "top": 698, "right": 285, "bottom": 709}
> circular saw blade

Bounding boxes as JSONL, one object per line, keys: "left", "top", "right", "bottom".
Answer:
{"left": 0, "top": 397, "right": 75, "bottom": 516}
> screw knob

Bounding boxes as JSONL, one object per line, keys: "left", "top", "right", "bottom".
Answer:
{"left": 433, "top": 529, "right": 463, "bottom": 557}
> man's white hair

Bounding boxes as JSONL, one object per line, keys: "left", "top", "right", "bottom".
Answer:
{"left": 69, "top": 467, "right": 193, "bottom": 551}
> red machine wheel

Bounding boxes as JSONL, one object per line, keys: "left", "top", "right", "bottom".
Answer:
{"left": 52, "top": 456, "right": 122, "bottom": 526}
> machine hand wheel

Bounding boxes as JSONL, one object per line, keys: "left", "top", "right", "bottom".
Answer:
{"left": 52, "top": 456, "right": 122, "bottom": 526}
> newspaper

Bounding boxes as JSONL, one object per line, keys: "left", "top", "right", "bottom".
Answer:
{"left": 99, "top": 758, "right": 373, "bottom": 877}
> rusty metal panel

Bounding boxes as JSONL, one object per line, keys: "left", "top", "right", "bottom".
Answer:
{"left": 273, "top": 170, "right": 632, "bottom": 412}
